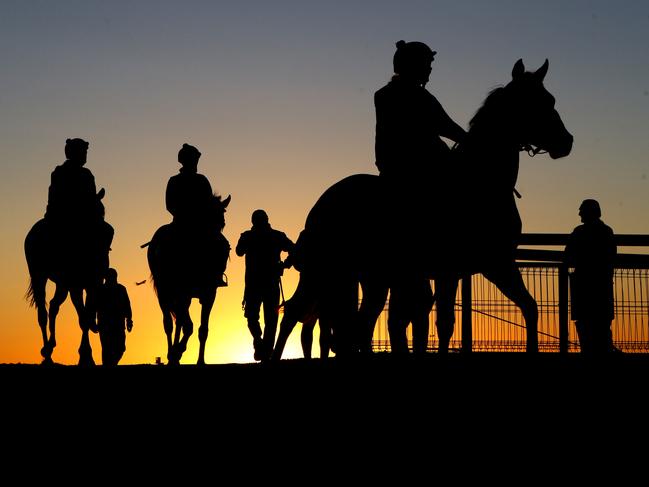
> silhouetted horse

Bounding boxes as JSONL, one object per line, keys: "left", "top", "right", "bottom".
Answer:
{"left": 275, "top": 59, "right": 573, "bottom": 358}
{"left": 147, "top": 194, "right": 231, "bottom": 365}
{"left": 25, "top": 189, "right": 113, "bottom": 365}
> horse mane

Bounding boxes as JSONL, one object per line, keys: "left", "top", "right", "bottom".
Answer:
{"left": 468, "top": 86, "right": 507, "bottom": 133}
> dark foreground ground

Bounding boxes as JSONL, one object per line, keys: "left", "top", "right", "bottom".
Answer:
{"left": 4, "top": 352, "right": 648, "bottom": 413}
{"left": 3, "top": 353, "right": 647, "bottom": 478}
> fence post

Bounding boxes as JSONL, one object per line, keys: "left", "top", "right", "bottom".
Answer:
{"left": 558, "top": 264, "right": 569, "bottom": 354}
{"left": 461, "top": 274, "right": 472, "bottom": 353}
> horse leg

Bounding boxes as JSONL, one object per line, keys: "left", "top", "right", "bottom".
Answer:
{"left": 29, "top": 275, "right": 50, "bottom": 361}
{"left": 70, "top": 288, "right": 95, "bottom": 366}
{"left": 317, "top": 319, "right": 331, "bottom": 359}
{"left": 271, "top": 300, "right": 301, "bottom": 361}
{"left": 197, "top": 290, "right": 216, "bottom": 365}
{"left": 260, "top": 285, "right": 282, "bottom": 362}
{"left": 168, "top": 310, "right": 184, "bottom": 365}
{"left": 387, "top": 309, "right": 409, "bottom": 355}
{"left": 161, "top": 306, "right": 174, "bottom": 364}
{"left": 300, "top": 317, "right": 316, "bottom": 359}
{"left": 171, "top": 300, "right": 193, "bottom": 364}
{"left": 412, "top": 314, "right": 430, "bottom": 355}
{"left": 358, "top": 277, "right": 389, "bottom": 354}
{"left": 322, "top": 274, "right": 359, "bottom": 358}
{"left": 28, "top": 276, "right": 52, "bottom": 362}
{"left": 43, "top": 284, "right": 69, "bottom": 362}
{"left": 434, "top": 275, "right": 459, "bottom": 354}
{"left": 318, "top": 315, "right": 335, "bottom": 357}
{"left": 272, "top": 273, "right": 313, "bottom": 361}
{"left": 483, "top": 265, "right": 539, "bottom": 353}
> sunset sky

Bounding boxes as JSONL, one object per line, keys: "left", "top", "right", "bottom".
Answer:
{"left": 1, "top": 0, "right": 648, "bottom": 365}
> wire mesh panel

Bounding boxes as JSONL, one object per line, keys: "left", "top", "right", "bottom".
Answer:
{"left": 371, "top": 265, "right": 649, "bottom": 353}
{"left": 613, "top": 268, "right": 649, "bottom": 352}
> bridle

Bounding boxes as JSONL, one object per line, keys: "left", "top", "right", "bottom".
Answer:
{"left": 520, "top": 143, "right": 548, "bottom": 157}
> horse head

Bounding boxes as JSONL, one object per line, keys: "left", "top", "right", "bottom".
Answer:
{"left": 504, "top": 59, "right": 573, "bottom": 159}
{"left": 95, "top": 188, "right": 106, "bottom": 221}
{"left": 208, "top": 193, "right": 231, "bottom": 233}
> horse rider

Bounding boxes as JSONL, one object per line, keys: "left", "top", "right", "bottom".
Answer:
{"left": 164, "top": 143, "right": 229, "bottom": 283}
{"left": 374, "top": 41, "right": 467, "bottom": 353}
{"left": 44, "top": 138, "right": 112, "bottom": 261}
{"left": 374, "top": 40, "right": 467, "bottom": 184}
{"left": 45, "top": 138, "right": 100, "bottom": 234}
{"left": 166, "top": 143, "right": 214, "bottom": 231}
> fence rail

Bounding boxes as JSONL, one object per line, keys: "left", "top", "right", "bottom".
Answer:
{"left": 371, "top": 233, "right": 649, "bottom": 353}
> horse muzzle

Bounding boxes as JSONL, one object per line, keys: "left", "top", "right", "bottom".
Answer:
{"left": 548, "top": 133, "right": 573, "bottom": 159}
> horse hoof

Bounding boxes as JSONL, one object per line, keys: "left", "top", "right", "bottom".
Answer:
{"left": 78, "top": 357, "right": 96, "bottom": 367}
{"left": 41, "top": 356, "right": 54, "bottom": 366}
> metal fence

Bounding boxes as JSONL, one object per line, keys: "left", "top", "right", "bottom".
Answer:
{"left": 371, "top": 234, "right": 649, "bottom": 353}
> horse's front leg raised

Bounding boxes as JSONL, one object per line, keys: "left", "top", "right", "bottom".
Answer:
{"left": 483, "top": 265, "right": 539, "bottom": 353}
{"left": 70, "top": 288, "right": 95, "bottom": 366}
{"left": 197, "top": 290, "right": 216, "bottom": 365}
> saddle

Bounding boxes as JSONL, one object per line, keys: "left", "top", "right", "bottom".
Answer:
{"left": 43, "top": 217, "right": 113, "bottom": 279}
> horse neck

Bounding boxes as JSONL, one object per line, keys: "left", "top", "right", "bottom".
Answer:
{"left": 465, "top": 121, "right": 521, "bottom": 189}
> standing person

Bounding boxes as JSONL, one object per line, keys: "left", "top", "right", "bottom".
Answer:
{"left": 564, "top": 199, "right": 618, "bottom": 355}
{"left": 96, "top": 268, "right": 133, "bottom": 366}
{"left": 236, "top": 210, "right": 294, "bottom": 361}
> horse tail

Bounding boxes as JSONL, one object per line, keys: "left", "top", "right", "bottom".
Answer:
{"left": 25, "top": 279, "right": 36, "bottom": 308}
{"left": 24, "top": 220, "right": 47, "bottom": 309}
{"left": 150, "top": 272, "right": 159, "bottom": 297}
{"left": 25, "top": 276, "right": 46, "bottom": 309}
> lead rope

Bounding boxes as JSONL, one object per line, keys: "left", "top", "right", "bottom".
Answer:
{"left": 277, "top": 274, "right": 286, "bottom": 313}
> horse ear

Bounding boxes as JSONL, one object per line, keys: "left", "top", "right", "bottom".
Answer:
{"left": 512, "top": 59, "right": 525, "bottom": 80}
{"left": 223, "top": 194, "right": 231, "bottom": 208}
{"left": 97, "top": 188, "right": 105, "bottom": 200}
{"left": 534, "top": 59, "right": 549, "bottom": 82}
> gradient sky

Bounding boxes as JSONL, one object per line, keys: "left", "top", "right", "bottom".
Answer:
{"left": 1, "top": 0, "right": 648, "bottom": 365}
